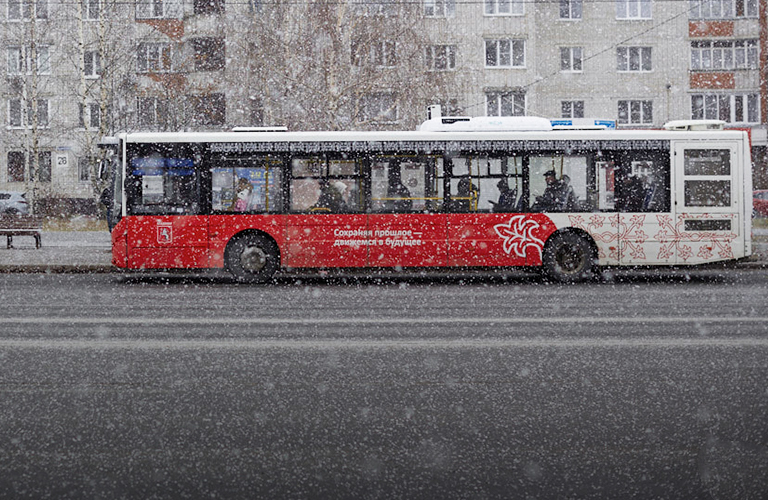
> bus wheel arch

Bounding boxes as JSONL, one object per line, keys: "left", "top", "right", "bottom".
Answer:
{"left": 224, "top": 230, "right": 281, "bottom": 283}
{"left": 541, "top": 229, "right": 598, "bottom": 283}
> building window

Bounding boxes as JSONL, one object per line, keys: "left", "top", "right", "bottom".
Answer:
{"left": 7, "top": 0, "right": 47, "bottom": 20}
{"left": 424, "top": 0, "right": 455, "bottom": 17}
{"left": 616, "top": 0, "right": 651, "bottom": 19}
{"left": 83, "top": 0, "right": 100, "bottom": 19}
{"left": 79, "top": 103, "right": 101, "bottom": 129}
{"left": 617, "top": 46, "right": 652, "bottom": 72}
{"left": 192, "top": 37, "right": 225, "bottom": 71}
{"left": 189, "top": 93, "right": 226, "bottom": 126}
{"left": 690, "top": 40, "right": 758, "bottom": 70}
{"left": 560, "top": 0, "right": 582, "bottom": 19}
{"left": 355, "top": 0, "right": 398, "bottom": 16}
{"left": 352, "top": 40, "right": 397, "bottom": 68}
{"left": 6, "top": 46, "right": 50, "bottom": 75}
{"left": 137, "top": 42, "right": 173, "bottom": 73}
{"left": 37, "top": 151, "right": 51, "bottom": 183}
{"left": 618, "top": 100, "right": 653, "bottom": 125}
{"left": 136, "top": 0, "right": 182, "bottom": 19}
{"left": 248, "top": 0, "right": 261, "bottom": 12}
{"left": 78, "top": 157, "right": 92, "bottom": 182}
{"left": 689, "top": 0, "right": 757, "bottom": 19}
{"left": 560, "top": 47, "right": 583, "bottom": 72}
{"left": 562, "top": 100, "right": 584, "bottom": 118}
{"left": 84, "top": 50, "right": 101, "bottom": 78}
{"left": 137, "top": 96, "right": 168, "bottom": 127}
{"left": 486, "top": 91, "right": 525, "bottom": 116}
{"left": 485, "top": 39, "right": 525, "bottom": 68}
{"left": 691, "top": 93, "right": 759, "bottom": 123}
{"left": 484, "top": 0, "right": 524, "bottom": 15}
{"left": 194, "top": 0, "right": 224, "bottom": 15}
{"left": 8, "top": 152, "right": 25, "bottom": 183}
{"left": 8, "top": 98, "right": 48, "bottom": 128}
{"left": 426, "top": 45, "right": 456, "bottom": 71}
{"left": 358, "top": 93, "right": 398, "bottom": 123}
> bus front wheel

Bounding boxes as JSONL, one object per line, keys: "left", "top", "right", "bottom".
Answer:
{"left": 542, "top": 232, "right": 596, "bottom": 283}
{"left": 225, "top": 232, "right": 280, "bottom": 283}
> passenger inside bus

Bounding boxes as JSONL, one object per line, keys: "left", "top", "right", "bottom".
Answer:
{"left": 531, "top": 170, "right": 577, "bottom": 212}
{"left": 451, "top": 178, "right": 478, "bottom": 212}
{"left": 490, "top": 178, "right": 517, "bottom": 212}
{"left": 386, "top": 161, "right": 412, "bottom": 212}
{"left": 315, "top": 179, "right": 345, "bottom": 212}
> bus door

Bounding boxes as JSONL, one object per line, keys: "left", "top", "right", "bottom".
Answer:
{"left": 367, "top": 156, "right": 447, "bottom": 267}
{"left": 448, "top": 155, "right": 531, "bottom": 267}
{"left": 671, "top": 142, "right": 741, "bottom": 264}
{"left": 283, "top": 156, "right": 367, "bottom": 268}
{"left": 607, "top": 150, "right": 673, "bottom": 266}
{"left": 124, "top": 151, "right": 208, "bottom": 269}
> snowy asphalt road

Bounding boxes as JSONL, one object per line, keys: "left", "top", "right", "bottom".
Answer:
{"left": 0, "top": 272, "right": 767, "bottom": 498}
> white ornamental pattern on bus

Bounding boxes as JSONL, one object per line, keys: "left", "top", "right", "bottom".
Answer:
{"left": 494, "top": 215, "right": 545, "bottom": 258}
{"left": 568, "top": 214, "right": 737, "bottom": 262}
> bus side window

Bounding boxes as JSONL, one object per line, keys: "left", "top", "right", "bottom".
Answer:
{"left": 614, "top": 151, "right": 670, "bottom": 213}
{"left": 127, "top": 152, "right": 199, "bottom": 215}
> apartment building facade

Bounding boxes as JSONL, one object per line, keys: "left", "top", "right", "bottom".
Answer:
{"left": 2, "top": 0, "right": 767, "bottom": 210}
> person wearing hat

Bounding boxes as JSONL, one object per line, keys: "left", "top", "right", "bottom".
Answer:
{"left": 490, "top": 178, "right": 517, "bottom": 212}
{"left": 532, "top": 170, "right": 566, "bottom": 212}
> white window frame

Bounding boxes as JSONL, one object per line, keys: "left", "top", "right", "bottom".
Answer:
{"left": 135, "top": 0, "right": 182, "bottom": 20}
{"left": 484, "top": 0, "right": 524, "bottom": 16}
{"left": 371, "top": 41, "right": 397, "bottom": 68}
{"left": 83, "top": 0, "right": 100, "bottom": 20}
{"left": 6, "top": 46, "right": 50, "bottom": 75}
{"left": 616, "top": 0, "right": 651, "bottom": 19}
{"left": 486, "top": 91, "right": 526, "bottom": 116}
{"left": 426, "top": 45, "right": 456, "bottom": 71}
{"left": 7, "top": 0, "right": 48, "bottom": 20}
{"left": 84, "top": 50, "right": 101, "bottom": 78}
{"left": 560, "top": 0, "right": 582, "bottom": 19}
{"left": 8, "top": 98, "right": 49, "bottom": 128}
{"left": 690, "top": 40, "right": 758, "bottom": 70}
{"left": 689, "top": 0, "right": 757, "bottom": 19}
{"left": 562, "top": 100, "right": 584, "bottom": 118}
{"left": 137, "top": 42, "right": 173, "bottom": 73}
{"left": 617, "top": 46, "right": 652, "bottom": 72}
{"left": 618, "top": 99, "right": 653, "bottom": 125}
{"left": 560, "top": 47, "right": 583, "bottom": 72}
{"left": 485, "top": 39, "right": 525, "bottom": 68}
{"left": 137, "top": 96, "right": 167, "bottom": 127}
{"left": 691, "top": 93, "right": 759, "bottom": 123}
{"left": 424, "top": 0, "right": 455, "bottom": 17}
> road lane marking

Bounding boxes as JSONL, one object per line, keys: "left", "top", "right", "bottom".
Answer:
{"left": 0, "top": 316, "right": 766, "bottom": 326}
{"left": 0, "top": 338, "right": 767, "bottom": 350}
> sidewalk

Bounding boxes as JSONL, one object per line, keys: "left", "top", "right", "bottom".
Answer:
{"left": 0, "top": 231, "right": 113, "bottom": 273}
{"left": 1, "top": 229, "right": 766, "bottom": 273}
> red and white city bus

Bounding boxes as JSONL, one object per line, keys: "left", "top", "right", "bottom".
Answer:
{"left": 101, "top": 109, "right": 753, "bottom": 282}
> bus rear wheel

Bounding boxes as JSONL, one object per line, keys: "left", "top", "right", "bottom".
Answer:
{"left": 542, "top": 232, "right": 595, "bottom": 283}
{"left": 225, "top": 232, "right": 279, "bottom": 283}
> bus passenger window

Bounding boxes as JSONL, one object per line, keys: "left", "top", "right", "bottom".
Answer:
{"left": 526, "top": 156, "right": 585, "bottom": 212}
{"left": 290, "top": 156, "right": 362, "bottom": 213}
{"left": 371, "top": 157, "right": 425, "bottom": 213}
{"left": 127, "top": 154, "right": 199, "bottom": 215}
{"left": 211, "top": 157, "right": 283, "bottom": 213}
{"left": 613, "top": 152, "right": 670, "bottom": 212}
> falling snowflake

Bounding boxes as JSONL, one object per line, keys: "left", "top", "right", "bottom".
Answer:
{"left": 494, "top": 215, "right": 545, "bottom": 258}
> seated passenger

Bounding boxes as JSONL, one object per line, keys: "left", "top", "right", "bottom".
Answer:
{"left": 532, "top": 170, "right": 578, "bottom": 212}
{"left": 490, "top": 179, "right": 517, "bottom": 213}
{"left": 388, "top": 181, "right": 412, "bottom": 212}
{"left": 315, "top": 179, "right": 344, "bottom": 212}
{"left": 452, "top": 178, "right": 478, "bottom": 212}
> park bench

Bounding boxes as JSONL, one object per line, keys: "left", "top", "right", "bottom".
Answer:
{"left": 0, "top": 215, "right": 43, "bottom": 249}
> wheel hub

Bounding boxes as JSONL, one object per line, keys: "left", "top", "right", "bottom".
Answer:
{"left": 240, "top": 246, "right": 267, "bottom": 272}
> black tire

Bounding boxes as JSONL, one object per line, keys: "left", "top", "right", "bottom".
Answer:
{"left": 224, "top": 232, "right": 280, "bottom": 283}
{"left": 542, "top": 232, "right": 595, "bottom": 283}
